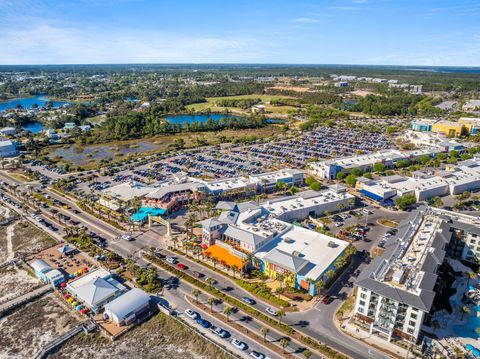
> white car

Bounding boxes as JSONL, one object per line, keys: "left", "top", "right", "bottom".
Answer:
{"left": 121, "top": 234, "right": 133, "bottom": 241}
{"left": 250, "top": 351, "right": 265, "bottom": 359}
{"left": 265, "top": 307, "right": 278, "bottom": 316}
{"left": 212, "top": 326, "right": 229, "bottom": 338}
{"left": 166, "top": 257, "right": 177, "bottom": 264}
{"left": 231, "top": 339, "right": 247, "bottom": 350}
{"left": 184, "top": 309, "right": 199, "bottom": 319}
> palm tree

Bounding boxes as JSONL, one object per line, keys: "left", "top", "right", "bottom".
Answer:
{"left": 230, "top": 264, "right": 238, "bottom": 278}
{"left": 171, "top": 236, "right": 179, "bottom": 250}
{"left": 315, "top": 279, "right": 325, "bottom": 296}
{"left": 277, "top": 310, "right": 286, "bottom": 324}
{"left": 207, "top": 297, "right": 216, "bottom": 312}
{"left": 223, "top": 306, "right": 233, "bottom": 322}
{"left": 206, "top": 277, "right": 214, "bottom": 289}
{"left": 212, "top": 256, "right": 218, "bottom": 270}
{"left": 260, "top": 326, "right": 269, "bottom": 342}
{"left": 191, "top": 289, "right": 201, "bottom": 304}
{"left": 279, "top": 338, "right": 289, "bottom": 354}
{"left": 302, "top": 349, "right": 312, "bottom": 359}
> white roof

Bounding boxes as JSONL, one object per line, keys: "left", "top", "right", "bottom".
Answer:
{"left": 102, "top": 181, "right": 155, "bottom": 202}
{"left": 254, "top": 225, "right": 348, "bottom": 281}
{"left": 73, "top": 277, "right": 121, "bottom": 307}
{"left": 30, "top": 259, "right": 51, "bottom": 273}
{"left": 67, "top": 268, "right": 111, "bottom": 290}
{"left": 104, "top": 288, "right": 150, "bottom": 320}
{"left": 45, "top": 269, "right": 64, "bottom": 281}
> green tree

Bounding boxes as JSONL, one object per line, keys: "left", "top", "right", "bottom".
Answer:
{"left": 277, "top": 309, "right": 286, "bottom": 324}
{"left": 260, "top": 326, "right": 269, "bottom": 342}
{"left": 395, "top": 194, "right": 417, "bottom": 210}
{"left": 345, "top": 174, "right": 357, "bottom": 187}
{"left": 372, "top": 163, "right": 385, "bottom": 172}
{"left": 303, "top": 349, "right": 312, "bottom": 359}
{"left": 207, "top": 297, "right": 216, "bottom": 312}
{"left": 336, "top": 171, "right": 346, "bottom": 181}
{"left": 192, "top": 289, "right": 201, "bottom": 304}
{"left": 223, "top": 306, "right": 233, "bottom": 322}
{"left": 310, "top": 181, "right": 321, "bottom": 191}
{"left": 280, "top": 338, "right": 289, "bottom": 354}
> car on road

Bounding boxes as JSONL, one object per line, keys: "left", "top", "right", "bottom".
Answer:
{"left": 72, "top": 209, "right": 81, "bottom": 214}
{"left": 322, "top": 296, "right": 333, "bottom": 304}
{"left": 192, "top": 271, "right": 204, "bottom": 278}
{"left": 176, "top": 263, "right": 187, "bottom": 270}
{"left": 204, "top": 277, "right": 217, "bottom": 285}
{"left": 121, "top": 234, "right": 133, "bottom": 241}
{"left": 184, "top": 309, "right": 199, "bottom": 320}
{"left": 166, "top": 257, "right": 177, "bottom": 264}
{"left": 196, "top": 318, "right": 212, "bottom": 328}
{"left": 265, "top": 307, "right": 278, "bottom": 316}
{"left": 250, "top": 351, "right": 266, "bottom": 359}
{"left": 241, "top": 297, "right": 256, "bottom": 305}
{"left": 231, "top": 339, "right": 247, "bottom": 350}
{"left": 211, "top": 326, "right": 229, "bottom": 338}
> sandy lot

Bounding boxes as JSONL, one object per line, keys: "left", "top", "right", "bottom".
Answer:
{"left": 52, "top": 313, "right": 232, "bottom": 359}
{"left": 0, "top": 294, "right": 78, "bottom": 359}
{"left": 11, "top": 220, "right": 56, "bottom": 255}
{"left": 0, "top": 266, "right": 41, "bottom": 302}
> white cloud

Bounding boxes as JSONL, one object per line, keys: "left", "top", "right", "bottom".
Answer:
{"left": 292, "top": 17, "right": 320, "bottom": 23}
{"left": 0, "top": 24, "right": 271, "bottom": 64}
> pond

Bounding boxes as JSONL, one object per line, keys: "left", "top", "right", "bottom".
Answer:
{"left": 22, "top": 121, "right": 44, "bottom": 133}
{"left": 47, "top": 141, "right": 161, "bottom": 165}
{"left": 0, "top": 95, "right": 70, "bottom": 112}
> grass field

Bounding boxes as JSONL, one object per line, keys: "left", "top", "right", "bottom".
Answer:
{"left": 186, "top": 94, "right": 296, "bottom": 114}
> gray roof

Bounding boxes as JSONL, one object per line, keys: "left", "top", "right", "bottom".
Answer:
{"left": 355, "top": 206, "right": 450, "bottom": 312}
{"left": 105, "top": 288, "right": 150, "bottom": 320}
{"left": 74, "top": 277, "right": 120, "bottom": 307}
{"left": 220, "top": 226, "right": 265, "bottom": 247}
{"left": 263, "top": 248, "right": 310, "bottom": 273}
{"left": 31, "top": 259, "right": 51, "bottom": 273}
{"left": 215, "top": 201, "right": 237, "bottom": 211}
{"left": 146, "top": 182, "right": 205, "bottom": 200}
{"left": 199, "top": 218, "right": 224, "bottom": 229}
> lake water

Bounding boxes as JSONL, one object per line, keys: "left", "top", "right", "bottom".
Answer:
{"left": 48, "top": 141, "right": 161, "bottom": 165}
{"left": 165, "top": 113, "right": 238, "bottom": 124}
{"left": 166, "top": 113, "right": 284, "bottom": 124}
{"left": 22, "top": 122, "right": 44, "bottom": 133}
{"left": 0, "top": 95, "right": 70, "bottom": 112}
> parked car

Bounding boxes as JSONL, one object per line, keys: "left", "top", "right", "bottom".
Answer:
{"left": 231, "top": 339, "right": 247, "bottom": 350}
{"left": 121, "top": 234, "right": 133, "bottom": 241}
{"left": 250, "top": 351, "right": 265, "bottom": 359}
{"left": 196, "top": 318, "right": 212, "bottom": 328}
{"left": 176, "top": 263, "right": 187, "bottom": 270}
{"left": 184, "top": 309, "right": 199, "bottom": 320}
{"left": 211, "top": 326, "right": 229, "bottom": 338}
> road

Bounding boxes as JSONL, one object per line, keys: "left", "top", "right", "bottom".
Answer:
{"left": 0, "top": 170, "right": 390, "bottom": 358}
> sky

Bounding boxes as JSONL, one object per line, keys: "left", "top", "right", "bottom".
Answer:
{"left": 0, "top": 0, "right": 479, "bottom": 66}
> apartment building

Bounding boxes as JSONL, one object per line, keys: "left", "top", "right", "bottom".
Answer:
{"left": 354, "top": 206, "right": 480, "bottom": 343}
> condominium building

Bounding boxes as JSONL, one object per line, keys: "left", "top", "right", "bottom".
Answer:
{"left": 354, "top": 206, "right": 480, "bottom": 343}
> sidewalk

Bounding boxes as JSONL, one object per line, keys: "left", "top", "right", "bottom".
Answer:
{"left": 340, "top": 319, "right": 409, "bottom": 359}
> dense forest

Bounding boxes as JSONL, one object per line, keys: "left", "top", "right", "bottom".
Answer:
{"left": 352, "top": 94, "right": 444, "bottom": 116}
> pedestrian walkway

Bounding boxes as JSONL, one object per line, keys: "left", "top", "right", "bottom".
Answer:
{"left": 0, "top": 284, "right": 52, "bottom": 317}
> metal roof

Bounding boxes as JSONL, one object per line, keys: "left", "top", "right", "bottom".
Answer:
{"left": 104, "top": 288, "right": 150, "bottom": 320}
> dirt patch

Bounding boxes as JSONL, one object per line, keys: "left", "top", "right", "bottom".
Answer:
{"left": 0, "top": 294, "right": 78, "bottom": 359}
{"left": 51, "top": 312, "right": 232, "bottom": 359}
{"left": 12, "top": 221, "right": 56, "bottom": 255}
{"left": 0, "top": 266, "right": 40, "bottom": 302}
{"left": 0, "top": 227, "right": 7, "bottom": 263}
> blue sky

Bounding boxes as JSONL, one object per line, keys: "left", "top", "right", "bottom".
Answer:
{"left": 0, "top": 0, "right": 479, "bottom": 66}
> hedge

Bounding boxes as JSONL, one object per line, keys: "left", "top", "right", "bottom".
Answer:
{"left": 235, "top": 279, "right": 290, "bottom": 307}
{"left": 144, "top": 254, "right": 294, "bottom": 334}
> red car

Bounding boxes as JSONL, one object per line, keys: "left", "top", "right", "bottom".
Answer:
{"left": 177, "top": 263, "right": 188, "bottom": 270}
{"left": 322, "top": 296, "right": 333, "bottom": 304}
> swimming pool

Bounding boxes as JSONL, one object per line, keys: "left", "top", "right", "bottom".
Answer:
{"left": 131, "top": 207, "right": 166, "bottom": 222}
{"left": 453, "top": 306, "right": 480, "bottom": 339}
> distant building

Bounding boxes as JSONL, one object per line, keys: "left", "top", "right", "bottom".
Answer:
{"left": 0, "top": 127, "right": 16, "bottom": 136}
{"left": 463, "top": 100, "right": 480, "bottom": 112}
{"left": 0, "top": 137, "right": 17, "bottom": 157}
{"left": 334, "top": 81, "right": 349, "bottom": 87}
{"left": 63, "top": 122, "right": 77, "bottom": 130}
{"left": 251, "top": 104, "right": 265, "bottom": 113}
